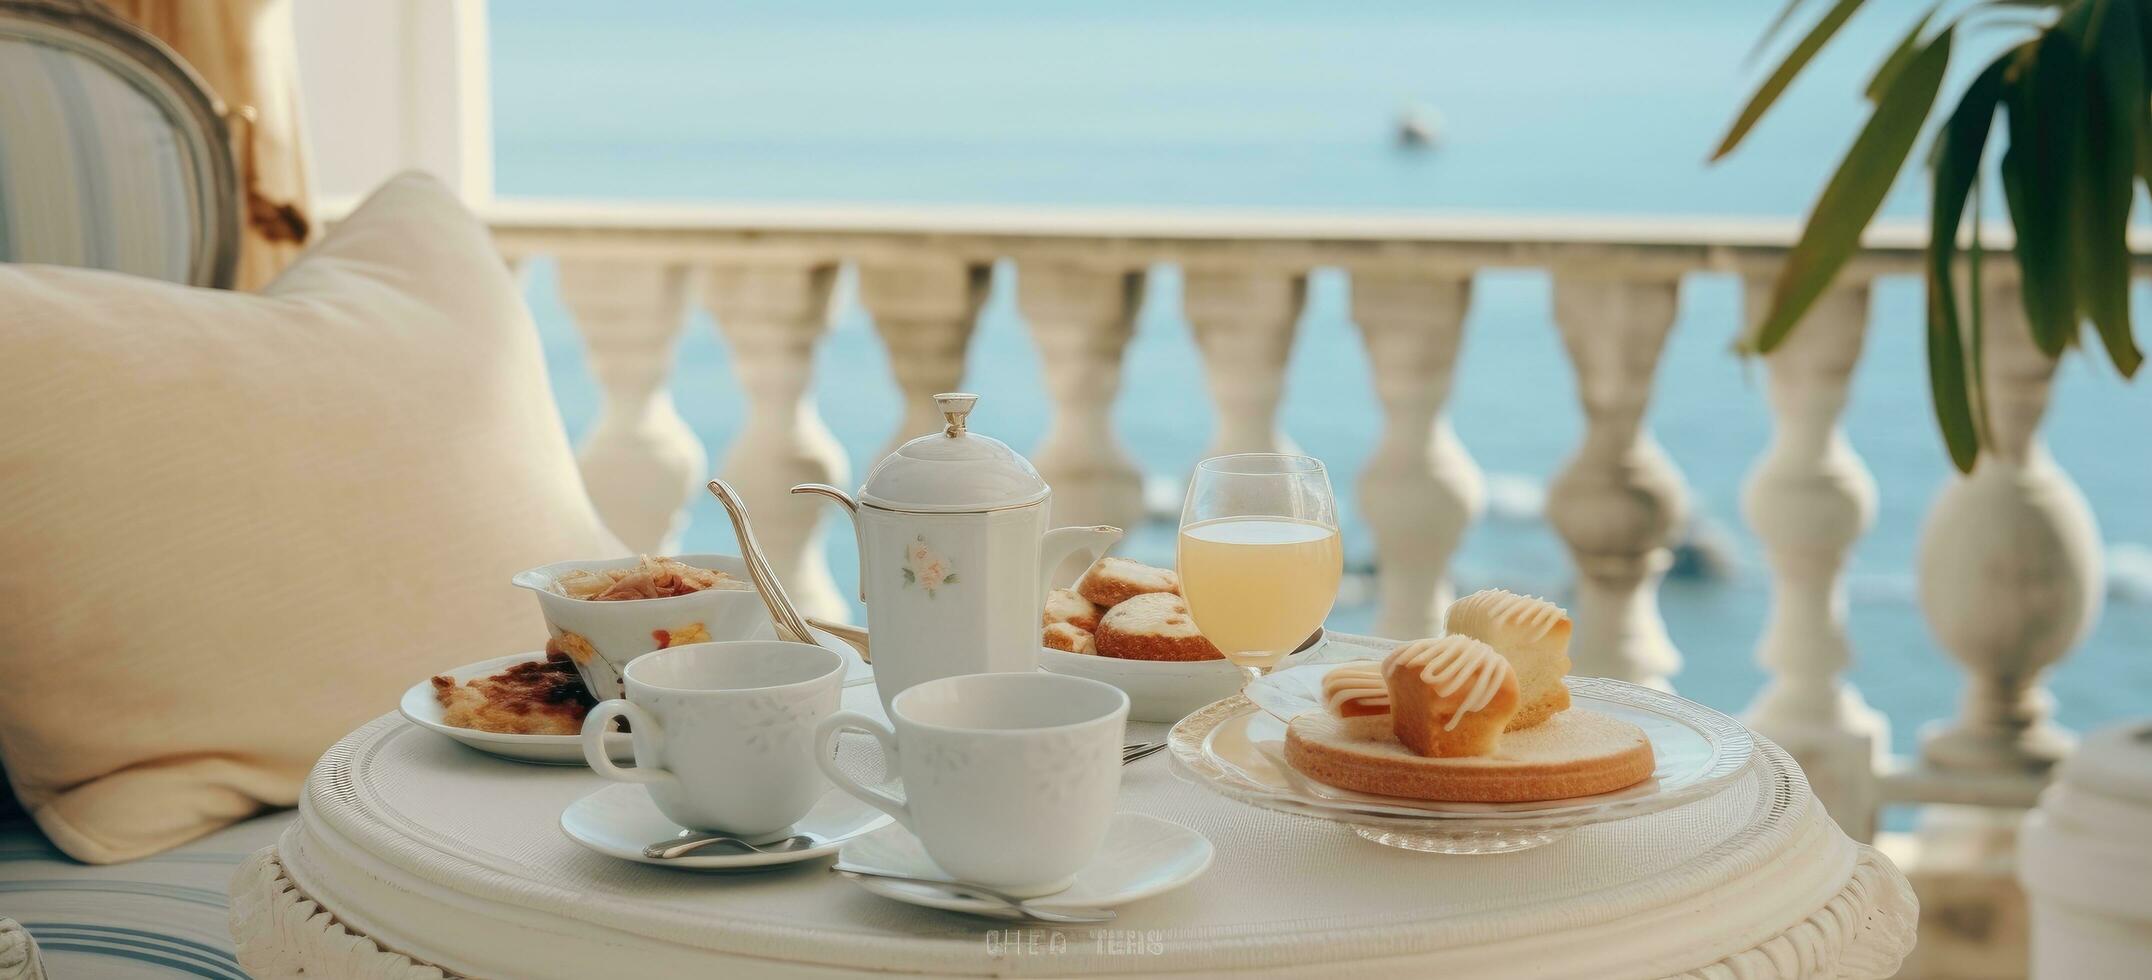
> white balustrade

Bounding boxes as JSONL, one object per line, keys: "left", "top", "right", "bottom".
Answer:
{"left": 1738, "top": 275, "right": 1887, "bottom": 841}
{"left": 856, "top": 260, "right": 990, "bottom": 454}
{"left": 1546, "top": 271, "right": 1689, "bottom": 690}
{"left": 1017, "top": 260, "right": 1147, "bottom": 536}
{"left": 1916, "top": 276, "right": 2102, "bottom": 779}
{"left": 1349, "top": 270, "right": 1483, "bottom": 639}
{"left": 556, "top": 259, "right": 705, "bottom": 553}
{"left": 701, "top": 260, "right": 852, "bottom": 621}
{"left": 1183, "top": 267, "right": 1308, "bottom": 458}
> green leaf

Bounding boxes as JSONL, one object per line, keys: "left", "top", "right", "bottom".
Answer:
{"left": 1753, "top": 26, "right": 1954, "bottom": 353}
{"left": 2004, "top": 32, "right": 2087, "bottom": 357}
{"left": 1869, "top": 6, "right": 1941, "bottom": 102}
{"left": 1715, "top": 0, "right": 1872, "bottom": 160}
{"left": 1925, "top": 54, "right": 2008, "bottom": 472}
{"left": 1752, "top": 0, "right": 1816, "bottom": 61}
{"left": 1969, "top": 169, "right": 1992, "bottom": 454}
{"left": 2078, "top": 0, "right": 2145, "bottom": 376}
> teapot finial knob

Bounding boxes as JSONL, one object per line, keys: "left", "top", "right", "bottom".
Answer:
{"left": 935, "top": 392, "right": 979, "bottom": 437}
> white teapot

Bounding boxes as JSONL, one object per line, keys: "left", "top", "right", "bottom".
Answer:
{"left": 794, "top": 393, "right": 1120, "bottom": 712}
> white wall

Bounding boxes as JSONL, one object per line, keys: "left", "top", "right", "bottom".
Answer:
{"left": 292, "top": 0, "right": 492, "bottom": 204}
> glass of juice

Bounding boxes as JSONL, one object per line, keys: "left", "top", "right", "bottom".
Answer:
{"left": 1177, "top": 453, "right": 1342, "bottom": 684}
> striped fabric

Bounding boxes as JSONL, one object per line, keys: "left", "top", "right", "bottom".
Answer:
{"left": 0, "top": 33, "right": 200, "bottom": 284}
{"left": 0, "top": 812, "right": 287, "bottom": 978}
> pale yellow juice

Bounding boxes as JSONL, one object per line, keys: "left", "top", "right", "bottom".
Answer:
{"left": 1177, "top": 516, "right": 1342, "bottom": 665}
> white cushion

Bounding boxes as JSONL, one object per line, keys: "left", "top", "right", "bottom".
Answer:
{"left": 0, "top": 173, "right": 621, "bottom": 863}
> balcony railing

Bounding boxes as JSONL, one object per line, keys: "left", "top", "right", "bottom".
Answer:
{"left": 463, "top": 197, "right": 2126, "bottom": 969}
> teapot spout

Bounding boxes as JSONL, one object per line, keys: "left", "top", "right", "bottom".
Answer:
{"left": 1039, "top": 524, "right": 1122, "bottom": 598}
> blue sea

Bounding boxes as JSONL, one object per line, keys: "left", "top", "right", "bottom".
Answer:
{"left": 485, "top": 1, "right": 2152, "bottom": 777}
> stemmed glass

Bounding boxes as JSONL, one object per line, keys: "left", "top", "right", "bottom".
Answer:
{"left": 1177, "top": 454, "right": 1342, "bottom": 687}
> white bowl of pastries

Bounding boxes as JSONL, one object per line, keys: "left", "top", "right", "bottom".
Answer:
{"left": 1038, "top": 556, "right": 1325, "bottom": 722}
{"left": 511, "top": 553, "right": 763, "bottom": 702}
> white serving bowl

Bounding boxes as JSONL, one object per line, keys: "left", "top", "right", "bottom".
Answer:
{"left": 1040, "top": 629, "right": 1328, "bottom": 723}
{"left": 511, "top": 554, "right": 768, "bottom": 702}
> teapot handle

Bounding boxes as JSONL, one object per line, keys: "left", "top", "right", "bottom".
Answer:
{"left": 791, "top": 484, "right": 864, "bottom": 603}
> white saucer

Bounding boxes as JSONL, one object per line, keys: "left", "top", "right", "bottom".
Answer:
{"left": 835, "top": 813, "right": 1212, "bottom": 915}
{"left": 401, "top": 624, "right": 874, "bottom": 765}
{"left": 561, "top": 782, "right": 893, "bottom": 869}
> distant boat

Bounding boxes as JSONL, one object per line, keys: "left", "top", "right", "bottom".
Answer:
{"left": 1396, "top": 105, "right": 1441, "bottom": 149}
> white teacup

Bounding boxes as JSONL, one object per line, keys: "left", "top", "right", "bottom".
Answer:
{"left": 815, "top": 672, "right": 1129, "bottom": 896}
{"left": 582, "top": 640, "right": 843, "bottom": 837}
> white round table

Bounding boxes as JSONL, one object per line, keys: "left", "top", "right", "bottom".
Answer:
{"left": 231, "top": 662, "right": 1917, "bottom": 978}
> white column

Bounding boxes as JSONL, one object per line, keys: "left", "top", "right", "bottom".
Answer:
{"left": 703, "top": 261, "right": 851, "bottom": 621}
{"left": 1917, "top": 277, "right": 2101, "bottom": 778}
{"left": 1546, "top": 271, "right": 1689, "bottom": 689}
{"left": 1739, "top": 275, "right": 1887, "bottom": 841}
{"left": 1017, "top": 261, "right": 1147, "bottom": 536}
{"left": 1183, "top": 268, "right": 1307, "bottom": 457}
{"left": 556, "top": 259, "right": 704, "bottom": 554}
{"left": 1350, "top": 270, "right": 1483, "bottom": 639}
{"left": 856, "top": 260, "right": 990, "bottom": 454}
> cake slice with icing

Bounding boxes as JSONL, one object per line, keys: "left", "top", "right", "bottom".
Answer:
{"left": 1444, "top": 589, "right": 1573, "bottom": 731}
{"left": 1381, "top": 635, "right": 1519, "bottom": 758}
{"left": 1319, "top": 660, "right": 1393, "bottom": 740}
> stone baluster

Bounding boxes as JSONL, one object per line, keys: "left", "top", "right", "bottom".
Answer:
{"left": 1738, "top": 275, "right": 1887, "bottom": 841}
{"left": 702, "top": 260, "right": 851, "bottom": 621}
{"left": 1917, "top": 276, "right": 2101, "bottom": 778}
{"left": 556, "top": 259, "right": 705, "bottom": 553}
{"left": 1017, "top": 261, "right": 1147, "bottom": 538}
{"left": 1546, "top": 271, "right": 1689, "bottom": 689}
{"left": 1183, "top": 268, "right": 1308, "bottom": 457}
{"left": 856, "top": 260, "right": 991, "bottom": 453}
{"left": 1349, "top": 270, "right": 1483, "bottom": 639}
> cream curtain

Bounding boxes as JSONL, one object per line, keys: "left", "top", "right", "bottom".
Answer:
{"left": 108, "top": 0, "right": 312, "bottom": 291}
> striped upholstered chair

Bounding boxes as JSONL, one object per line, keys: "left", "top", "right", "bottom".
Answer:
{"left": 0, "top": 0, "right": 238, "bottom": 288}
{"left": 2, "top": 7, "right": 259, "bottom": 976}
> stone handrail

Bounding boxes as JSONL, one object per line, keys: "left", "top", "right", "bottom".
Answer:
{"left": 418, "top": 197, "right": 2123, "bottom": 863}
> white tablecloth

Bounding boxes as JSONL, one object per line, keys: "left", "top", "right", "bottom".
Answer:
{"left": 232, "top": 646, "right": 1916, "bottom": 979}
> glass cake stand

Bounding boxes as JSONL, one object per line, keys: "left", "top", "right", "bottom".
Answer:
{"left": 1167, "top": 676, "right": 1755, "bottom": 853}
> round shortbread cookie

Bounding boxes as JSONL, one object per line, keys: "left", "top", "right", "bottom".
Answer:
{"left": 1042, "top": 621, "right": 1096, "bottom": 655}
{"left": 1076, "top": 557, "right": 1181, "bottom": 608}
{"left": 1042, "top": 587, "right": 1103, "bottom": 632}
{"left": 1283, "top": 706, "right": 1654, "bottom": 803}
{"left": 1093, "top": 592, "right": 1222, "bottom": 662}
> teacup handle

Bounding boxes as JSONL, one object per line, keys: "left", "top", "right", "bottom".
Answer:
{"left": 582, "top": 700, "right": 676, "bottom": 789}
{"left": 814, "top": 711, "right": 913, "bottom": 832}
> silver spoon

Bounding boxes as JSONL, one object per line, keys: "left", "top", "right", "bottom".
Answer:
{"left": 832, "top": 867, "right": 1117, "bottom": 923}
{"left": 1122, "top": 741, "right": 1167, "bottom": 765}
{"left": 644, "top": 831, "right": 818, "bottom": 860}
{"left": 707, "top": 479, "right": 817, "bottom": 646}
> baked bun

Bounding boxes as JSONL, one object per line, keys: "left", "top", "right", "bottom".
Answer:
{"left": 1094, "top": 592, "right": 1222, "bottom": 662}
{"left": 1444, "top": 589, "right": 1573, "bottom": 731}
{"left": 1320, "top": 660, "right": 1393, "bottom": 740}
{"left": 1042, "top": 621, "right": 1096, "bottom": 655}
{"left": 1284, "top": 708, "right": 1655, "bottom": 803}
{"left": 1076, "top": 557, "right": 1181, "bottom": 608}
{"left": 1042, "top": 587, "right": 1103, "bottom": 632}
{"left": 1382, "top": 636, "right": 1519, "bottom": 758}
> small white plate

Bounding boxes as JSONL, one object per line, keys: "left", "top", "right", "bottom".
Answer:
{"left": 835, "top": 812, "right": 1212, "bottom": 916}
{"left": 561, "top": 782, "right": 891, "bottom": 869}
{"left": 401, "top": 624, "right": 874, "bottom": 765}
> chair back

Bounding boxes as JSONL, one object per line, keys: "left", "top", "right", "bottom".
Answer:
{"left": 0, "top": 0, "right": 238, "bottom": 288}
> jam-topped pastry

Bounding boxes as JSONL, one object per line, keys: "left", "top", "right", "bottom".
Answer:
{"left": 1319, "top": 660, "right": 1392, "bottom": 740}
{"left": 1443, "top": 589, "right": 1573, "bottom": 732}
{"left": 1381, "top": 635, "right": 1519, "bottom": 758}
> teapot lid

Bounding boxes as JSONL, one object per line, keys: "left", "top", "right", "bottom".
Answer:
{"left": 858, "top": 393, "right": 1050, "bottom": 513}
